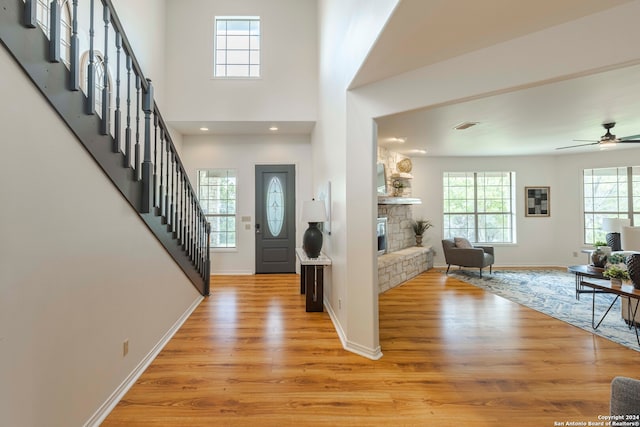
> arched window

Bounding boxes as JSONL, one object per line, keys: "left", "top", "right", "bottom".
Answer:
{"left": 80, "top": 51, "right": 113, "bottom": 122}
{"left": 36, "top": 0, "right": 72, "bottom": 67}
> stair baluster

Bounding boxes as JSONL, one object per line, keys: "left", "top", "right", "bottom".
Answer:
{"left": 69, "top": 0, "right": 79, "bottom": 90}
{"left": 49, "top": 0, "right": 61, "bottom": 62}
{"left": 100, "top": 3, "right": 110, "bottom": 135}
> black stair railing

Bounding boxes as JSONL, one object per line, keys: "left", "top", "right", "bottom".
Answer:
{"left": 7, "top": 0, "right": 211, "bottom": 294}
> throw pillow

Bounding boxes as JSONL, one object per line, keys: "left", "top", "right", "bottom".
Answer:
{"left": 454, "top": 237, "right": 473, "bottom": 248}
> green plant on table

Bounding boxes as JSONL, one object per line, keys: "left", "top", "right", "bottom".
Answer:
{"left": 593, "top": 240, "right": 608, "bottom": 247}
{"left": 603, "top": 265, "right": 630, "bottom": 280}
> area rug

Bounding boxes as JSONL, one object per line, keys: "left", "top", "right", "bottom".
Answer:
{"left": 446, "top": 269, "right": 640, "bottom": 352}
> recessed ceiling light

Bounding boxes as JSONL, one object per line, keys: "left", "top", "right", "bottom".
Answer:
{"left": 453, "top": 122, "right": 479, "bottom": 130}
{"left": 269, "top": 126, "right": 279, "bottom": 131}
{"left": 386, "top": 137, "right": 407, "bottom": 143}
{"left": 199, "top": 127, "right": 209, "bottom": 131}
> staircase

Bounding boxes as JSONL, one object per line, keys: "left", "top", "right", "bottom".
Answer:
{"left": 0, "top": 0, "right": 211, "bottom": 295}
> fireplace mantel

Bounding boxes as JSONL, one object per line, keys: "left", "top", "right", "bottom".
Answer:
{"left": 377, "top": 197, "right": 422, "bottom": 205}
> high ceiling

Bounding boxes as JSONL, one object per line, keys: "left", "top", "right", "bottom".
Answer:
{"left": 366, "top": 0, "right": 640, "bottom": 157}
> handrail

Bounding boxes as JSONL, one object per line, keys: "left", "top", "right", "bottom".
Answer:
{"left": 18, "top": 0, "right": 211, "bottom": 293}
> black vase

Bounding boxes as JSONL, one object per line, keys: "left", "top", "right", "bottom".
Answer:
{"left": 303, "top": 222, "right": 323, "bottom": 258}
{"left": 627, "top": 254, "right": 640, "bottom": 289}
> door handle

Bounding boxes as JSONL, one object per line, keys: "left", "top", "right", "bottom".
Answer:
{"left": 256, "top": 223, "right": 261, "bottom": 234}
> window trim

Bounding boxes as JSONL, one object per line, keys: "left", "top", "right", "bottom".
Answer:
{"left": 213, "top": 15, "right": 261, "bottom": 79}
{"left": 197, "top": 168, "right": 238, "bottom": 249}
{"left": 442, "top": 171, "right": 516, "bottom": 244}
{"left": 582, "top": 165, "right": 638, "bottom": 245}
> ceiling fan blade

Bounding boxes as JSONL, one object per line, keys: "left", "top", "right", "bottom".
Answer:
{"left": 620, "top": 134, "right": 640, "bottom": 141}
{"left": 556, "top": 142, "right": 600, "bottom": 150}
{"left": 617, "top": 139, "right": 640, "bottom": 143}
{"left": 572, "top": 139, "right": 598, "bottom": 143}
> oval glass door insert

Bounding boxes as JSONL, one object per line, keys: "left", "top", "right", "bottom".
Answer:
{"left": 266, "top": 176, "right": 284, "bottom": 237}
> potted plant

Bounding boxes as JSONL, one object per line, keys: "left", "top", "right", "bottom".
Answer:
{"left": 411, "top": 219, "right": 433, "bottom": 247}
{"left": 603, "top": 265, "right": 630, "bottom": 287}
{"left": 594, "top": 240, "right": 612, "bottom": 255}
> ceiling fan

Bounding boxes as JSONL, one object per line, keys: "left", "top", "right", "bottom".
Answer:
{"left": 556, "top": 122, "right": 640, "bottom": 150}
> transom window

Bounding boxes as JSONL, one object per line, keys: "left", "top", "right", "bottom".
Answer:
{"left": 214, "top": 16, "right": 260, "bottom": 78}
{"left": 583, "top": 166, "right": 640, "bottom": 244}
{"left": 198, "top": 169, "right": 237, "bottom": 248}
{"left": 443, "top": 171, "right": 515, "bottom": 243}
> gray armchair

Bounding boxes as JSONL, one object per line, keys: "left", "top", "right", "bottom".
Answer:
{"left": 442, "top": 238, "right": 494, "bottom": 277}
{"left": 611, "top": 376, "right": 640, "bottom": 416}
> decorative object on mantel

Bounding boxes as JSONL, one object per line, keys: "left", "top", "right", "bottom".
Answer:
{"left": 302, "top": 199, "right": 327, "bottom": 258}
{"left": 411, "top": 219, "right": 433, "bottom": 247}
{"left": 627, "top": 254, "right": 640, "bottom": 289}
{"left": 392, "top": 179, "right": 405, "bottom": 197}
{"left": 396, "top": 158, "right": 412, "bottom": 173}
{"left": 603, "top": 265, "right": 630, "bottom": 287}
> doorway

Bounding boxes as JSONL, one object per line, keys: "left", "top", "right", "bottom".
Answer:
{"left": 255, "top": 164, "right": 296, "bottom": 273}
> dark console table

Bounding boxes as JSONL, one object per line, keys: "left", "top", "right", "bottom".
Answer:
{"left": 295, "top": 248, "right": 331, "bottom": 312}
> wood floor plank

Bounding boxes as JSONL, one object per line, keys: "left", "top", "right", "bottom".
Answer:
{"left": 102, "top": 271, "right": 640, "bottom": 426}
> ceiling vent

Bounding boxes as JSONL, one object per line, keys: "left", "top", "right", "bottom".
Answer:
{"left": 453, "top": 121, "right": 479, "bottom": 130}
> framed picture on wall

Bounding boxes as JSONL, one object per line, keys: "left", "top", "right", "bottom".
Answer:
{"left": 525, "top": 186, "right": 550, "bottom": 217}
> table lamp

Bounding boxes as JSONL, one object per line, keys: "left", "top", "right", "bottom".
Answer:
{"left": 602, "top": 217, "right": 630, "bottom": 251}
{"left": 302, "top": 199, "right": 327, "bottom": 258}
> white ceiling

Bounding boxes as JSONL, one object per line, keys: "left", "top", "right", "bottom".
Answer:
{"left": 376, "top": 62, "right": 640, "bottom": 157}
{"left": 363, "top": 0, "right": 640, "bottom": 157}
{"left": 169, "top": 121, "right": 315, "bottom": 136}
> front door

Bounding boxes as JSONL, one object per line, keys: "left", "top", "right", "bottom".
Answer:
{"left": 255, "top": 164, "right": 296, "bottom": 273}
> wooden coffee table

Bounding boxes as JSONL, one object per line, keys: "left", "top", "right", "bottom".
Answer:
{"left": 567, "top": 265, "right": 606, "bottom": 300}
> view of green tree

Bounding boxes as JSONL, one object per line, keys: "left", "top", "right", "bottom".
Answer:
{"left": 198, "top": 169, "right": 237, "bottom": 248}
{"left": 443, "top": 171, "right": 515, "bottom": 243}
{"left": 583, "top": 166, "right": 639, "bottom": 244}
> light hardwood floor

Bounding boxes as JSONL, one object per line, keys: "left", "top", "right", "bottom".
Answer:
{"left": 103, "top": 270, "right": 640, "bottom": 426}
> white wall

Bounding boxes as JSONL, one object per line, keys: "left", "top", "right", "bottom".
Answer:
{"left": 164, "top": 0, "right": 317, "bottom": 122}
{"left": 111, "top": 0, "right": 168, "bottom": 106}
{"left": 316, "top": 0, "right": 640, "bottom": 359}
{"left": 410, "top": 148, "right": 640, "bottom": 269}
{"left": 315, "top": 0, "right": 399, "bottom": 359}
{"left": 180, "top": 135, "right": 312, "bottom": 274}
{"left": 0, "top": 47, "right": 201, "bottom": 427}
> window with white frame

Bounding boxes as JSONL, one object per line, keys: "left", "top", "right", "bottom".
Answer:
{"left": 36, "top": 0, "right": 72, "bottom": 67}
{"left": 198, "top": 169, "right": 237, "bottom": 248}
{"left": 443, "top": 171, "right": 516, "bottom": 243}
{"left": 214, "top": 16, "right": 260, "bottom": 78}
{"left": 583, "top": 166, "right": 640, "bottom": 244}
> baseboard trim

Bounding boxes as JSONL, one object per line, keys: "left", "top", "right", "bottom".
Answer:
{"left": 324, "top": 299, "right": 383, "bottom": 361}
{"left": 211, "top": 270, "right": 254, "bottom": 275}
{"left": 84, "top": 295, "right": 204, "bottom": 427}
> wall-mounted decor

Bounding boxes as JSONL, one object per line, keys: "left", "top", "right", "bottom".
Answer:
{"left": 318, "top": 181, "right": 332, "bottom": 235}
{"left": 525, "top": 186, "right": 550, "bottom": 217}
